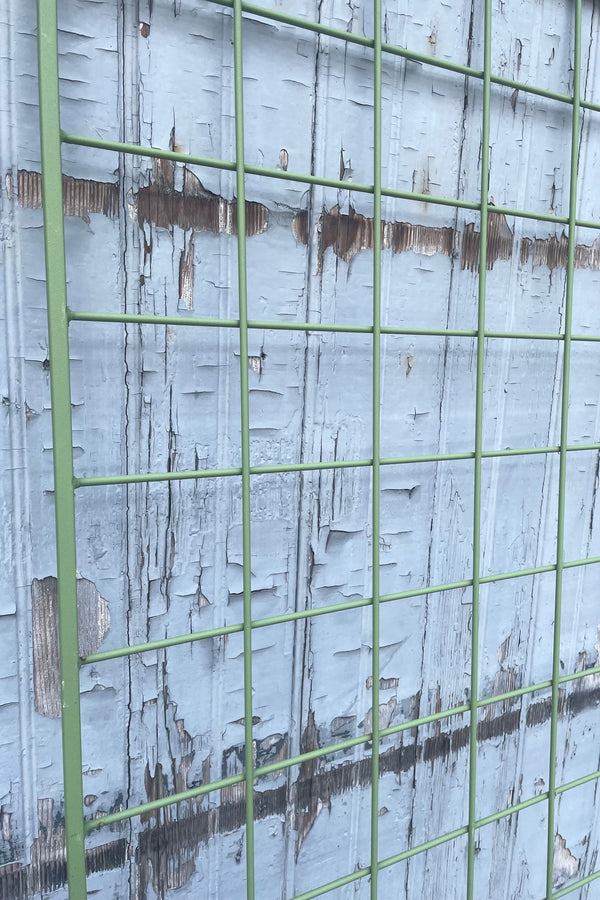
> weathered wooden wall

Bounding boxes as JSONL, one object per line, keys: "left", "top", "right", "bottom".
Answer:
{"left": 2, "top": 0, "right": 600, "bottom": 897}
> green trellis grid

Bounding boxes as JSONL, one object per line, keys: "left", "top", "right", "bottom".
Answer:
{"left": 35, "top": 0, "right": 600, "bottom": 897}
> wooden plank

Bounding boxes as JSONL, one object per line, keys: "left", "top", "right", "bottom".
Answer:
{"left": 2, "top": 0, "right": 600, "bottom": 897}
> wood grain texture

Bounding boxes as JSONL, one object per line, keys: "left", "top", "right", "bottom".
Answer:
{"left": 2, "top": 0, "right": 600, "bottom": 897}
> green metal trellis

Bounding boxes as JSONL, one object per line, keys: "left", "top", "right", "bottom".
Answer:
{"left": 36, "top": 0, "right": 600, "bottom": 897}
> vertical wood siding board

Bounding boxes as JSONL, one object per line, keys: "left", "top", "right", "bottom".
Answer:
{"left": 399, "top": 0, "right": 472, "bottom": 884}
{"left": 216, "top": 7, "right": 243, "bottom": 888}
{"left": 315, "top": 8, "right": 377, "bottom": 881}
{"left": 279, "top": 5, "right": 324, "bottom": 892}
{"left": 554, "top": 0, "right": 588, "bottom": 887}
{"left": 7, "top": 0, "right": 600, "bottom": 896}
{"left": 479, "top": 66, "right": 564, "bottom": 896}
{"left": 0, "top": 6, "right": 35, "bottom": 869}
{"left": 477, "top": 34, "right": 520, "bottom": 899}
{"left": 191, "top": 9, "right": 237, "bottom": 892}
{"left": 118, "top": 0, "right": 151, "bottom": 891}
{"left": 379, "top": 13, "right": 425, "bottom": 870}
{"left": 278, "top": 0, "right": 319, "bottom": 886}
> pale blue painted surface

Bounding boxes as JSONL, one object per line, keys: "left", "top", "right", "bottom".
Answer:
{"left": 2, "top": 0, "right": 600, "bottom": 897}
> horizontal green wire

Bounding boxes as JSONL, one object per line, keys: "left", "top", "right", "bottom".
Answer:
{"left": 558, "top": 663, "right": 600, "bottom": 684}
{"left": 82, "top": 555, "right": 600, "bottom": 665}
{"left": 379, "top": 703, "right": 470, "bottom": 739}
{"left": 254, "top": 734, "right": 367, "bottom": 779}
{"left": 61, "top": 129, "right": 477, "bottom": 210}
{"left": 86, "top": 731, "right": 370, "bottom": 831}
{"left": 58, "top": 0, "right": 600, "bottom": 118}
{"left": 555, "top": 767, "right": 600, "bottom": 795}
{"left": 68, "top": 309, "right": 600, "bottom": 345}
{"left": 62, "top": 310, "right": 525, "bottom": 340}
{"left": 474, "top": 792, "right": 549, "bottom": 831}
{"left": 477, "top": 680, "right": 552, "bottom": 707}
{"left": 279, "top": 781, "right": 594, "bottom": 898}
{"left": 551, "top": 868, "right": 600, "bottom": 899}
{"left": 84, "top": 698, "right": 600, "bottom": 880}
{"left": 83, "top": 582, "right": 469, "bottom": 664}
{"left": 210, "top": 0, "right": 598, "bottom": 119}
{"left": 73, "top": 440, "right": 600, "bottom": 489}
{"left": 51, "top": 0, "right": 600, "bottom": 889}
{"left": 85, "top": 739, "right": 600, "bottom": 860}
{"left": 378, "top": 824, "right": 469, "bottom": 871}
{"left": 85, "top": 771, "right": 245, "bottom": 831}
{"left": 288, "top": 869, "right": 370, "bottom": 900}
{"left": 60, "top": 131, "right": 600, "bottom": 231}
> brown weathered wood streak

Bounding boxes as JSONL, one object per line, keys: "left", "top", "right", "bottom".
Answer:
{"left": 6, "top": 0, "right": 600, "bottom": 896}
{"left": 17, "top": 170, "right": 119, "bottom": 222}
{"left": 31, "top": 577, "right": 110, "bottom": 718}
{"left": 0, "top": 839, "right": 128, "bottom": 900}
{"left": 1, "top": 678, "right": 598, "bottom": 899}
{"left": 17, "top": 170, "right": 600, "bottom": 271}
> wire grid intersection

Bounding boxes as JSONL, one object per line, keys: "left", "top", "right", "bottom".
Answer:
{"left": 35, "top": 0, "right": 600, "bottom": 897}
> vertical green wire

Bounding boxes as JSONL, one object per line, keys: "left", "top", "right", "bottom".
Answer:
{"left": 370, "top": 1, "right": 382, "bottom": 897}
{"left": 232, "top": 2, "right": 256, "bottom": 897}
{"left": 466, "top": 0, "right": 491, "bottom": 896}
{"left": 546, "top": 1, "right": 581, "bottom": 896}
{"left": 36, "top": 1, "right": 87, "bottom": 897}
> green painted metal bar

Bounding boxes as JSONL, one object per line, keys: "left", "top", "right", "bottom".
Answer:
{"left": 487, "top": 203, "right": 568, "bottom": 226}
{"left": 58, "top": 0, "right": 600, "bottom": 116}
{"left": 546, "top": 1, "right": 581, "bottom": 895}
{"left": 67, "top": 306, "right": 600, "bottom": 345}
{"left": 60, "top": 129, "right": 480, "bottom": 211}
{"left": 60, "top": 130, "right": 600, "bottom": 231}
{"left": 551, "top": 868, "right": 600, "bottom": 899}
{"left": 558, "top": 663, "right": 600, "bottom": 684}
{"left": 67, "top": 308, "right": 564, "bottom": 342}
{"left": 378, "top": 825, "right": 469, "bottom": 872}
{"left": 562, "top": 552, "right": 600, "bottom": 570}
{"left": 36, "top": 2, "right": 87, "bottom": 898}
{"left": 34, "top": 0, "right": 600, "bottom": 893}
{"left": 232, "top": 2, "right": 256, "bottom": 896}
{"left": 60, "top": 311, "right": 547, "bottom": 342}
{"left": 288, "top": 868, "right": 370, "bottom": 900}
{"left": 254, "top": 733, "right": 369, "bottom": 778}
{"left": 370, "top": 2, "right": 383, "bottom": 895}
{"left": 81, "top": 551, "right": 600, "bottom": 666}
{"left": 474, "top": 792, "right": 549, "bottom": 830}
{"left": 85, "top": 717, "right": 600, "bottom": 839}
{"left": 368, "top": 701, "right": 471, "bottom": 739}
{"left": 478, "top": 680, "right": 554, "bottom": 707}
{"left": 467, "top": 0, "right": 491, "bottom": 894}
{"left": 85, "top": 771, "right": 246, "bottom": 832}
{"left": 68, "top": 310, "right": 372, "bottom": 333}
{"left": 87, "top": 732, "right": 373, "bottom": 831}
{"left": 84, "top": 671, "right": 600, "bottom": 835}
{"left": 71, "top": 441, "right": 600, "bottom": 489}
{"left": 555, "top": 768, "right": 600, "bottom": 795}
